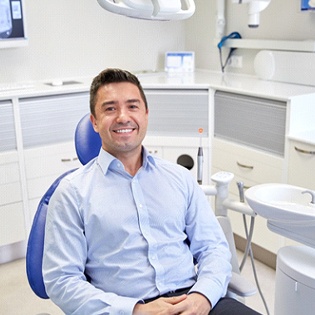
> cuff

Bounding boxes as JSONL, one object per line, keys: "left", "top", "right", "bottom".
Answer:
{"left": 110, "top": 296, "right": 142, "bottom": 315}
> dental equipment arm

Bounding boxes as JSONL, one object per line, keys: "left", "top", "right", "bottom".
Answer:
{"left": 200, "top": 172, "right": 257, "bottom": 298}
{"left": 97, "top": 0, "right": 195, "bottom": 20}
{"left": 232, "top": 0, "right": 271, "bottom": 27}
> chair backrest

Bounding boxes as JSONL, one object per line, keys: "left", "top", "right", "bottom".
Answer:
{"left": 216, "top": 216, "right": 241, "bottom": 274}
{"left": 74, "top": 113, "right": 102, "bottom": 165}
{"left": 26, "top": 113, "right": 101, "bottom": 299}
{"left": 26, "top": 169, "right": 76, "bottom": 299}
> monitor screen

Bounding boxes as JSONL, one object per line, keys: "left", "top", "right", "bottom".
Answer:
{"left": 301, "top": 0, "right": 315, "bottom": 10}
{"left": 0, "top": 0, "right": 27, "bottom": 48}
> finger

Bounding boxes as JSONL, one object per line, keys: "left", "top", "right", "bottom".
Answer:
{"left": 163, "top": 294, "right": 188, "bottom": 305}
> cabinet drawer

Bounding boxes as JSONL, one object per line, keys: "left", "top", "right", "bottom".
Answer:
{"left": 213, "top": 138, "right": 283, "bottom": 187}
{"left": 24, "top": 142, "right": 81, "bottom": 180}
{"left": 0, "top": 153, "right": 20, "bottom": 185}
{"left": 0, "top": 202, "right": 26, "bottom": 246}
{"left": 25, "top": 142, "right": 81, "bottom": 200}
{"left": 0, "top": 152, "right": 22, "bottom": 205}
{"left": 288, "top": 140, "right": 315, "bottom": 190}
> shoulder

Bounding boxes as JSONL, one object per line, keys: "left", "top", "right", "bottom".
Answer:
{"left": 56, "top": 157, "right": 99, "bottom": 191}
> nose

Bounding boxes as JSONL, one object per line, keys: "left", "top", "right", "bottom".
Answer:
{"left": 116, "top": 108, "right": 130, "bottom": 123}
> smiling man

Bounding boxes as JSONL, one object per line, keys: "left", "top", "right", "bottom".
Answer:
{"left": 43, "top": 68, "right": 261, "bottom": 315}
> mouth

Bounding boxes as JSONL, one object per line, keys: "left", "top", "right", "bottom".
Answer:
{"left": 113, "top": 128, "right": 135, "bottom": 134}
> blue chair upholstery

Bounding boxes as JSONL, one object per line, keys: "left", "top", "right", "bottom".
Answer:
{"left": 26, "top": 113, "right": 102, "bottom": 299}
{"left": 26, "top": 169, "right": 77, "bottom": 299}
{"left": 74, "top": 113, "right": 102, "bottom": 165}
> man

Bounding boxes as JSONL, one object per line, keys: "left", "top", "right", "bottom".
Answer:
{"left": 43, "top": 68, "right": 261, "bottom": 315}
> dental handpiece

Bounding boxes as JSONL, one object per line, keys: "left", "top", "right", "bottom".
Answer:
{"left": 197, "top": 128, "right": 203, "bottom": 185}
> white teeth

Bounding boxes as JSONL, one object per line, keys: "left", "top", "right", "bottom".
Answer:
{"left": 115, "top": 129, "right": 133, "bottom": 133}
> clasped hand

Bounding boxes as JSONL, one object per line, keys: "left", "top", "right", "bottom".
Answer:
{"left": 133, "top": 292, "right": 211, "bottom": 315}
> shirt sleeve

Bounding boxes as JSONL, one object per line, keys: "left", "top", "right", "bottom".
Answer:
{"left": 42, "top": 178, "right": 140, "bottom": 315}
{"left": 184, "top": 175, "right": 232, "bottom": 307}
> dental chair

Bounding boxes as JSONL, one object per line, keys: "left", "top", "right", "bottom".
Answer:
{"left": 26, "top": 113, "right": 256, "bottom": 300}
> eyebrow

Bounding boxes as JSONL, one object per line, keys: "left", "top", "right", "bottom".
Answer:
{"left": 101, "top": 99, "right": 141, "bottom": 107}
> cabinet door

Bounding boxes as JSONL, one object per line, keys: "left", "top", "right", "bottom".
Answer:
{"left": 288, "top": 140, "right": 315, "bottom": 190}
{"left": 0, "top": 152, "right": 25, "bottom": 246}
{"left": 144, "top": 89, "right": 209, "bottom": 137}
{"left": 24, "top": 142, "right": 81, "bottom": 220}
{"left": 19, "top": 93, "right": 89, "bottom": 148}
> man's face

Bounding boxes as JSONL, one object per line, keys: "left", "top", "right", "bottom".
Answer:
{"left": 90, "top": 82, "right": 148, "bottom": 159}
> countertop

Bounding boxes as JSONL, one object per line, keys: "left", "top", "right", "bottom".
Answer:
{"left": 2, "top": 69, "right": 315, "bottom": 101}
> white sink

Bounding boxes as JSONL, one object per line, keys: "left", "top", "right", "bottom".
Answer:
{"left": 245, "top": 183, "right": 315, "bottom": 248}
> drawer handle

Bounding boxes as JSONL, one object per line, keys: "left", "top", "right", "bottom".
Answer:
{"left": 61, "top": 157, "right": 79, "bottom": 162}
{"left": 61, "top": 158, "right": 71, "bottom": 162}
{"left": 294, "top": 146, "right": 315, "bottom": 155}
{"left": 237, "top": 161, "right": 254, "bottom": 170}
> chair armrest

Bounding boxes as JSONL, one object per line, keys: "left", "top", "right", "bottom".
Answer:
{"left": 227, "top": 272, "right": 257, "bottom": 297}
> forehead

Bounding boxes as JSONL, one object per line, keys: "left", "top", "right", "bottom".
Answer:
{"left": 97, "top": 82, "right": 141, "bottom": 101}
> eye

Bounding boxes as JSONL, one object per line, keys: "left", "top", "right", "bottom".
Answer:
{"left": 104, "top": 106, "right": 116, "bottom": 112}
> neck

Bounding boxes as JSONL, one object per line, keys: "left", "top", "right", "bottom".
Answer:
{"left": 116, "top": 148, "right": 143, "bottom": 177}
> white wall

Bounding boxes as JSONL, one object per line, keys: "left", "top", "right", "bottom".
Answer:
{"left": 185, "top": 0, "right": 315, "bottom": 74}
{"left": 2, "top": 1, "right": 315, "bottom": 83}
{"left": 0, "top": 0, "right": 186, "bottom": 84}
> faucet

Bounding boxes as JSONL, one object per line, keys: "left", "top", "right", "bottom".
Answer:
{"left": 302, "top": 190, "right": 315, "bottom": 204}
{"left": 237, "top": 181, "right": 245, "bottom": 203}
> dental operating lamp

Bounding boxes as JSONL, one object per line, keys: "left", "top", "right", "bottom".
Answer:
{"left": 97, "top": 0, "right": 195, "bottom": 20}
{"left": 232, "top": 0, "right": 271, "bottom": 28}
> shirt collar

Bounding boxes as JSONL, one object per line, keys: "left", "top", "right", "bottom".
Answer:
{"left": 96, "top": 146, "right": 156, "bottom": 175}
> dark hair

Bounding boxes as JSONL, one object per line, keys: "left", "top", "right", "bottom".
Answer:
{"left": 90, "top": 68, "right": 148, "bottom": 116}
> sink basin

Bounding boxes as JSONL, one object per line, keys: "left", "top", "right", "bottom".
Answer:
{"left": 245, "top": 183, "right": 315, "bottom": 225}
{"left": 245, "top": 183, "right": 315, "bottom": 248}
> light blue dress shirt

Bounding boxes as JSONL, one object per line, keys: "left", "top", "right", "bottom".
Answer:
{"left": 43, "top": 147, "right": 232, "bottom": 315}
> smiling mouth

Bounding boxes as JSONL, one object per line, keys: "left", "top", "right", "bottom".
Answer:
{"left": 114, "top": 128, "right": 135, "bottom": 134}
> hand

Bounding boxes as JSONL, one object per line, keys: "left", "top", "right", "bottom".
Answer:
{"left": 133, "top": 295, "right": 187, "bottom": 315}
{"left": 133, "top": 293, "right": 211, "bottom": 315}
{"left": 174, "top": 293, "right": 212, "bottom": 315}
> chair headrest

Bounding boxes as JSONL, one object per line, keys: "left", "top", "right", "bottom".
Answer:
{"left": 74, "top": 114, "right": 102, "bottom": 165}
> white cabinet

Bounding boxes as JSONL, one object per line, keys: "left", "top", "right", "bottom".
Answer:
{"left": 19, "top": 93, "right": 89, "bottom": 223}
{"left": 288, "top": 140, "right": 315, "bottom": 190}
{"left": 0, "top": 152, "right": 26, "bottom": 246}
{"left": 24, "top": 142, "right": 81, "bottom": 221}
{"left": 212, "top": 91, "right": 286, "bottom": 254}
{"left": 0, "top": 100, "right": 26, "bottom": 246}
{"left": 274, "top": 246, "right": 315, "bottom": 315}
{"left": 144, "top": 89, "right": 210, "bottom": 184}
{"left": 19, "top": 93, "right": 89, "bottom": 148}
{"left": 212, "top": 138, "right": 284, "bottom": 254}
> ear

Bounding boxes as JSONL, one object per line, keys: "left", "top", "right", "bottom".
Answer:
{"left": 90, "top": 114, "right": 99, "bottom": 133}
